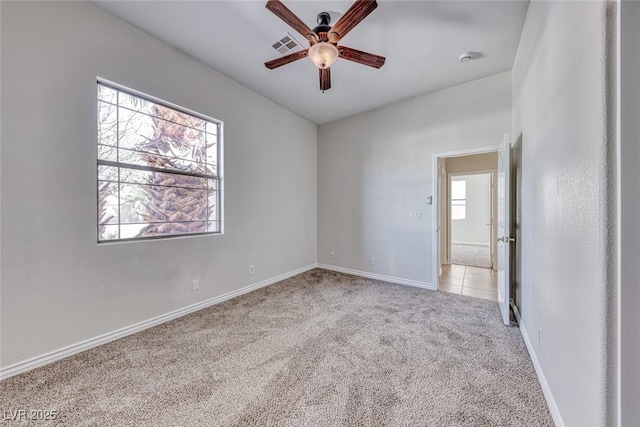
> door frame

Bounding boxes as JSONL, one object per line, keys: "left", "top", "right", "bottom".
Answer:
{"left": 432, "top": 145, "right": 499, "bottom": 291}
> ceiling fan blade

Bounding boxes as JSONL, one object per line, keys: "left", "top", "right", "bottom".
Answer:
{"left": 320, "top": 68, "right": 331, "bottom": 91}
{"left": 329, "top": 0, "right": 378, "bottom": 43}
{"left": 265, "top": 49, "right": 309, "bottom": 69}
{"left": 338, "top": 46, "right": 385, "bottom": 68}
{"left": 266, "top": 0, "right": 315, "bottom": 43}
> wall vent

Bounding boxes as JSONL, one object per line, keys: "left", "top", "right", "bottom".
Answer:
{"left": 271, "top": 32, "right": 303, "bottom": 56}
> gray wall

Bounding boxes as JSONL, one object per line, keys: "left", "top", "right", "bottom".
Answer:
{"left": 620, "top": 1, "right": 640, "bottom": 425}
{"left": 512, "top": 1, "right": 613, "bottom": 425}
{"left": 0, "top": 1, "right": 317, "bottom": 368}
{"left": 317, "top": 72, "right": 511, "bottom": 285}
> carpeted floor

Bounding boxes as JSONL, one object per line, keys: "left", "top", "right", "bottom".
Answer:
{"left": 451, "top": 243, "right": 492, "bottom": 268}
{"left": 1, "top": 269, "right": 552, "bottom": 426}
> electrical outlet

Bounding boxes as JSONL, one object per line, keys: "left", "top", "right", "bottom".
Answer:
{"left": 249, "top": 265, "right": 255, "bottom": 275}
{"left": 370, "top": 258, "right": 375, "bottom": 265}
{"left": 538, "top": 328, "right": 543, "bottom": 346}
{"left": 330, "top": 251, "right": 335, "bottom": 258}
{"left": 409, "top": 211, "right": 422, "bottom": 219}
{"left": 192, "top": 279, "right": 200, "bottom": 291}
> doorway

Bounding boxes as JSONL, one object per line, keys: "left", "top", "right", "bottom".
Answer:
{"left": 433, "top": 149, "right": 499, "bottom": 301}
{"left": 450, "top": 172, "right": 493, "bottom": 269}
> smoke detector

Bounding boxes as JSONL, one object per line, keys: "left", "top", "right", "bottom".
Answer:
{"left": 459, "top": 52, "right": 474, "bottom": 63}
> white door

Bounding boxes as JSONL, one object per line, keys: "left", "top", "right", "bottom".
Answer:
{"left": 497, "top": 134, "right": 512, "bottom": 326}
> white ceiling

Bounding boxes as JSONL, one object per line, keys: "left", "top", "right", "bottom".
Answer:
{"left": 94, "top": 1, "right": 529, "bottom": 125}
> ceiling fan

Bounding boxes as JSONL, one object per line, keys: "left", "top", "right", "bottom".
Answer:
{"left": 264, "top": 0, "right": 386, "bottom": 92}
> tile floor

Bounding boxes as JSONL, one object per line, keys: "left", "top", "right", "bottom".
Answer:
{"left": 439, "top": 264, "right": 498, "bottom": 301}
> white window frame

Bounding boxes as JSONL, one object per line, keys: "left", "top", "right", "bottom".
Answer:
{"left": 96, "top": 79, "right": 224, "bottom": 243}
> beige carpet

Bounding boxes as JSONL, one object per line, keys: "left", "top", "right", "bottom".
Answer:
{"left": 451, "top": 244, "right": 492, "bottom": 268}
{"left": 1, "top": 269, "right": 552, "bottom": 426}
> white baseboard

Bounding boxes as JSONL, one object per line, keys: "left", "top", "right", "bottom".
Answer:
{"left": 0, "top": 264, "right": 317, "bottom": 381}
{"left": 451, "top": 241, "right": 490, "bottom": 247}
{"left": 317, "top": 264, "right": 435, "bottom": 291}
{"left": 520, "top": 323, "right": 565, "bottom": 427}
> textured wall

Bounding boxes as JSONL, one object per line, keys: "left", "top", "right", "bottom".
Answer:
{"left": 1, "top": 1, "right": 317, "bottom": 368}
{"left": 317, "top": 72, "right": 511, "bottom": 284}
{"left": 512, "top": 1, "right": 613, "bottom": 425}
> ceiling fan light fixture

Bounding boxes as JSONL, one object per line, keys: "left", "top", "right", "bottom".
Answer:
{"left": 308, "top": 42, "right": 339, "bottom": 69}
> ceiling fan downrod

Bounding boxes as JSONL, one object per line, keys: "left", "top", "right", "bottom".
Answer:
{"left": 313, "top": 12, "right": 332, "bottom": 42}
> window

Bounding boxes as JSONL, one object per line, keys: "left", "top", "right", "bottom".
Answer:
{"left": 97, "top": 81, "right": 221, "bottom": 242}
{"left": 451, "top": 179, "right": 466, "bottom": 220}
